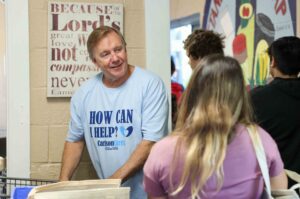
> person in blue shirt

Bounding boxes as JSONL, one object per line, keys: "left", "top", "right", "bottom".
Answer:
{"left": 59, "top": 26, "right": 169, "bottom": 199}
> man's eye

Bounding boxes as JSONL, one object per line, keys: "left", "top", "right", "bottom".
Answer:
{"left": 100, "top": 53, "right": 109, "bottom": 58}
{"left": 115, "top": 47, "right": 123, "bottom": 52}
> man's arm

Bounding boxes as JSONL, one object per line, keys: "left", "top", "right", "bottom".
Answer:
{"left": 109, "top": 140, "right": 155, "bottom": 182}
{"left": 59, "top": 140, "right": 85, "bottom": 181}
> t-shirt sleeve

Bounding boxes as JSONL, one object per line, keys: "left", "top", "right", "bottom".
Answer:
{"left": 258, "top": 126, "right": 284, "bottom": 177}
{"left": 66, "top": 95, "right": 84, "bottom": 142}
{"left": 143, "top": 143, "right": 167, "bottom": 197}
{"left": 141, "top": 77, "right": 169, "bottom": 141}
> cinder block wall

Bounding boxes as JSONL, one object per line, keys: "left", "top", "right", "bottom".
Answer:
{"left": 29, "top": 0, "right": 145, "bottom": 180}
{"left": 170, "top": 0, "right": 204, "bottom": 23}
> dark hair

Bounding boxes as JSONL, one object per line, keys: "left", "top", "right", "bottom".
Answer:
{"left": 183, "top": 29, "right": 225, "bottom": 60}
{"left": 171, "top": 56, "right": 176, "bottom": 75}
{"left": 267, "top": 36, "right": 300, "bottom": 75}
{"left": 176, "top": 54, "right": 253, "bottom": 129}
{"left": 87, "top": 26, "right": 126, "bottom": 60}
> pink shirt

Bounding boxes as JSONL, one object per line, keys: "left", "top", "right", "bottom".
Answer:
{"left": 143, "top": 124, "right": 284, "bottom": 199}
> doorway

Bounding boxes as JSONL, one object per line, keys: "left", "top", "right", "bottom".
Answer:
{"left": 170, "top": 13, "right": 200, "bottom": 87}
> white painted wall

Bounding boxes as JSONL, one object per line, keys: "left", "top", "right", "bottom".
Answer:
{"left": 6, "top": 0, "right": 30, "bottom": 177}
{"left": 144, "top": 0, "right": 171, "bottom": 131}
{"left": 0, "top": 1, "right": 6, "bottom": 138}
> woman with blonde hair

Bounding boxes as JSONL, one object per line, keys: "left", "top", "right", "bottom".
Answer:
{"left": 143, "top": 55, "right": 287, "bottom": 198}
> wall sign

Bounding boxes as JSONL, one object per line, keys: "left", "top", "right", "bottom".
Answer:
{"left": 48, "top": 2, "right": 123, "bottom": 97}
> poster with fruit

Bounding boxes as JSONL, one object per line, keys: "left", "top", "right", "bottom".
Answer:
{"left": 203, "top": 0, "right": 296, "bottom": 89}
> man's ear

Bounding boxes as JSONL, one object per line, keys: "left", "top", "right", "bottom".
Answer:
{"left": 270, "top": 57, "right": 276, "bottom": 69}
{"left": 269, "top": 57, "right": 277, "bottom": 78}
{"left": 92, "top": 57, "right": 97, "bottom": 64}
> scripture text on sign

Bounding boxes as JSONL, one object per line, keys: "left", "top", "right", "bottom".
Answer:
{"left": 48, "top": 2, "right": 123, "bottom": 97}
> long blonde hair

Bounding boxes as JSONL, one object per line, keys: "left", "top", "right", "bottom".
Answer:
{"left": 171, "top": 55, "right": 254, "bottom": 198}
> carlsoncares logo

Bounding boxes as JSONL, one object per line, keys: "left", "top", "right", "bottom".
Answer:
{"left": 119, "top": 126, "right": 133, "bottom": 137}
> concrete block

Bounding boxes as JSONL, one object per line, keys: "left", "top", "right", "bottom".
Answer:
{"left": 29, "top": 9, "right": 47, "bottom": 49}
{"left": 31, "top": 163, "right": 60, "bottom": 180}
{"left": 31, "top": 125, "right": 49, "bottom": 162}
{"left": 30, "top": 49, "right": 47, "bottom": 88}
{"left": 124, "top": 0, "right": 144, "bottom": 10}
{"left": 31, "top": 88, "right": 70, "bottom": 125}
{"left": 49, "top": 126, "right": 68, "bottom": 162}
{"left": 127, "top": 48, "right": 145, "bottom": 68}
{"left": 29, "top": 0, "right": 48, "bottom": 10}
{"left": 124, "top": 10, "right": 145, "bottom": 48}
{"left": 72, "top": 162, "right": 98, "bottom": 180}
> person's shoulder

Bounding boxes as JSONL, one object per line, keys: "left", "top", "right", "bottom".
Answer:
{"left": 152, "top": 135, "right": 179, "bottom": 152}
{"left": 235, "top": 124, "right": 276, "bottom": 147}
{"left": 147, "top": 135, "right": 179, "bottom": 165}
{"left": 250, "top": 85, "right": 269, "bottom": 96}
{"left": 237, "top": 124, "right": 272, "bottom": 140}
{"left": 131, "top": 66, "right": 166, "bottom": 93}
{"left": 256, "top": 125, "right": 277, "bottom": 146}
{"left": 250, "top": 79, "right": 283, "bottom": 96}
{"left": 250, "top": 84, "right": 276, "bottom": 105}
{"left": 256, "top": 125, "right": 282, "bottom": 162}
{"left": 134, "top": 66, "right": 163, "bottom": 82}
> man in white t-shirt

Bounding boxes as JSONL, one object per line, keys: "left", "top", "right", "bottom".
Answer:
{"left": 59, "top": 26, "right": 169, "bottom": 199}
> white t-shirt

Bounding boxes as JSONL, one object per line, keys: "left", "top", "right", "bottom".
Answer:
{"left": 67, "top": 66, "right": 169, "bottom": 199}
